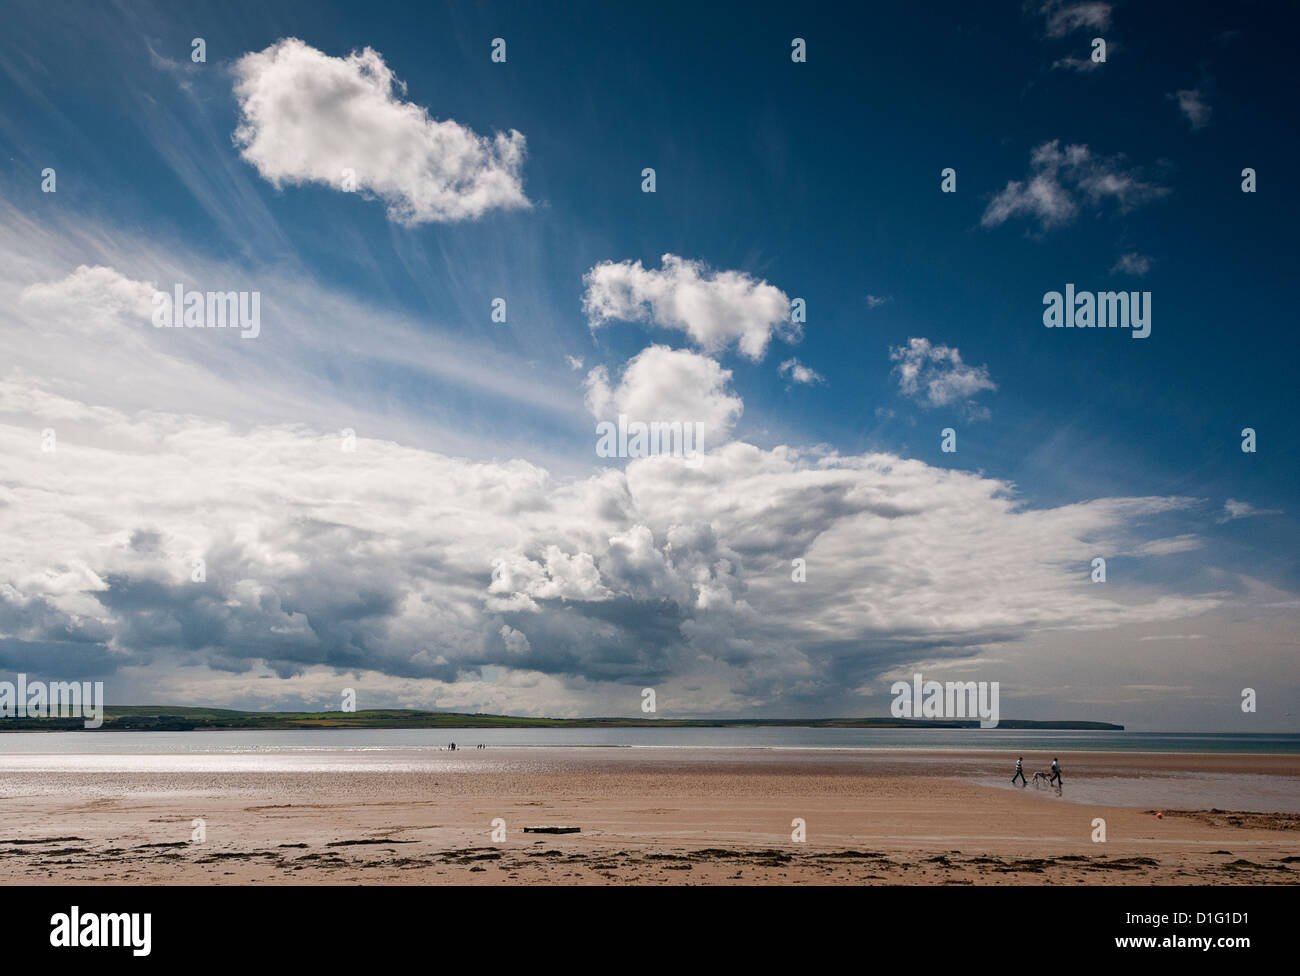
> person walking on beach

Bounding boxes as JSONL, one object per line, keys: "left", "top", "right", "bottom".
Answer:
{"left": 1049, "top": 757, "right": 1062, "bottom": 788}
{"left": 1012, "top": 756, "right": 1027, "bottom": 786}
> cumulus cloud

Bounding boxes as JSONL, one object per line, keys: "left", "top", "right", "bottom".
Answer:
{"left": 582, "top": 254, "right": 793, "bottom": 361}
{"left": 1169, "top": 88, "right": 1212, "bottom": 130}
{"left": 0, "top": 366, "right": 1221, "bottom": 714}
{"left": 778, "top": 359, "right": 824, "bottom": 386}
{"left": 584, "top": 345, "right": 743, "bottom": 438}
{"left": 0, "top": 216, "right": 1264, "bottom": 718}
{"left": 889, "top": 338, "right": 996, "bottom": 415}
{"left": 20, "top": 264, "right": 156, "bottom": 337}
{"left": 232, "top": 38, "right": 529, "bottom": 224}
{"left": 1031, "top": 1, "right": 1112, "bottom": 37}
{"left": 1111, "top": 252, "right": 1152, "bottom": 276}
{"left": 982, "top": 141, "right": 1170, "bottom": 232}
{"left": 500, "top": 625, "right": 532, "bottom": 655}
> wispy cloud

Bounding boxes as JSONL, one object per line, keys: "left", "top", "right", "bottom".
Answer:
{"left": 1130, "top": 535, "right": 1203, "bottom": 557}
{"left": 778, "top": 358, "right": 825, "bottom": 386}
{"left": 1168, "top": 87, "right": 1212, "bottom": 130}
{"left": 1030, "top": 1, "right": 1112, "bottom": 38}
{"left": 889, "top": 337, "right": 996, "bottom": 416}
{"left": 1219, "top": 499, "right": 1282, "bottom": 523}
{"left": 1052, "top": 54, "right": 1104, "bottom": 72}
{"left": 1111, "top": 252, "right": 1152, "bottom": 276}
{"left": 983, "top": 141, "right": 1170, "bottom": 232}
{"left": 0, "top": 202, "right": 585, "bottom": 465}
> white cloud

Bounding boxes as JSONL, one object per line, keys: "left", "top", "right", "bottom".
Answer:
{"left": 0, "top": 367, "right": 1224, "bottom": 714}
{"left": 0, "top": 207, "right": 1281, "bottom": 719}
{"left": 232, "top": 38, "right": 529, "bottom": 224}
{"left": 565, "top": 355, "right": 584, "bottom": 371}
{"left": 1130, "top": 535, "right": 1203, "bottom": 557}
{"left": 983, "top": 141, "right": 1169, "bottom": 232}
{"left": 1169, "top": 88, "right": 1212, "bottom": 130}
{"left": 778, "top": 359, "right": 824, "bottom": 386}
{"left": 582, "top": 254, "right": 793, "bottom": 361}
{"left": 1032, "top": 1, "right": 1112, "bottom": 38}
{"left": 1219, "top": 499, "right": 1282, "bottom": 523}
{"left": 889, "top": 337, "right": 996, "bottom": 414}
{"left": 147, "top": 43, "right": 201, "bottom": 91}
{"left": 584, "top": 345, "right": 743, "bottom": 437}
{"left": 500, "top": 625, "right": 532, "bottom": 655}
{"left": 1111, "top": 252, "right": 1152, "bottom": 276}
{"left": 20, "top": 264, "right": 156, "bottom": 338}
{"left": 866, "top": 294, "right": 891, "bottom": 309}
{"left": 0, "top": 205, "right": 584, "bottom": 466}
{"left": 1052, "top": 54, "right": 1103, "bottom": 72}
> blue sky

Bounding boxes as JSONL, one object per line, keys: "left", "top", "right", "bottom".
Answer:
{"left": 0, "top": 0, "right": 1295, "bottom": 729}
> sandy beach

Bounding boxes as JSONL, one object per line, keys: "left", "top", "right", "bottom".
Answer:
{"left": 1, "top": 748, "right": 1296, "bottom": 885}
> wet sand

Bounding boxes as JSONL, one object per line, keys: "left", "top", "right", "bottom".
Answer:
{"left": 1, "top": 749, "right": 1296, "bottom": 884}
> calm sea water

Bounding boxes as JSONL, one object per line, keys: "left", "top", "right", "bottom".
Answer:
{"left": 0, "top": 727, "right": 1297, "bottom": 754}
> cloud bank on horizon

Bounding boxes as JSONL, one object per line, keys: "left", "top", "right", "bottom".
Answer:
{"left": 0, "top": 213, "right": 1276, "bottom": 724}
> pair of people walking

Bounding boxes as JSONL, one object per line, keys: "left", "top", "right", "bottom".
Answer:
{"left": 1012, "top": 756, "right": 1062, "bottom": 787}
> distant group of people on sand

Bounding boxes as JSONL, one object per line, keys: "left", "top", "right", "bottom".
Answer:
{"left": 1012, "top": 756, "right": 1062, "bottom": 790}
{"left": 445, "top": 743, "right": 487, "bottom": 751}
